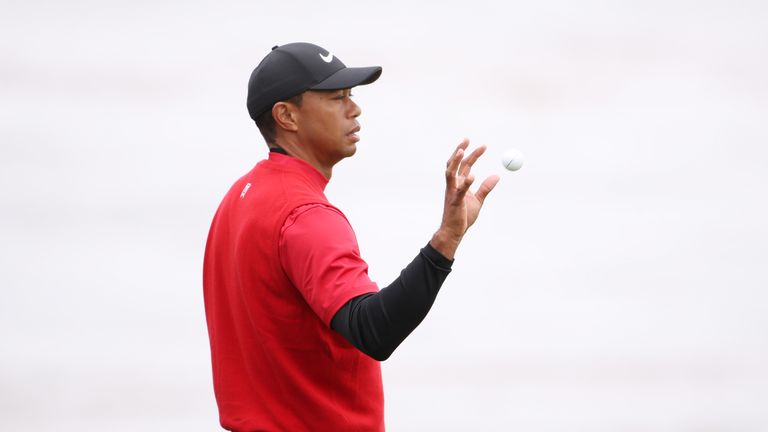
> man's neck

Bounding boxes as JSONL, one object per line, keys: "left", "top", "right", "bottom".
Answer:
{"left": 270, "top": 143, "right": 333, "bottom": 180}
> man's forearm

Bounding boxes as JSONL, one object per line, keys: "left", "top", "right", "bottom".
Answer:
{"left": 331, "top": 242, "right": 453, "bottom": 361}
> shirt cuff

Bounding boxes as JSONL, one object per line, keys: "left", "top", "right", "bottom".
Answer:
{"left": 421, "top": 241, "right": 454, "bottom": 271}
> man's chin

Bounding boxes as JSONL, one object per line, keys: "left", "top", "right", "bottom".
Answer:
{"left": 329, "top": 144, "right": 357, "bottom": 167}
{"left": 341, "top": 143, "right": 358, "bottom": 158}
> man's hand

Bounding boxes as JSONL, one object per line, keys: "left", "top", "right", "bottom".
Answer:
{"left": 430, "top": 138, "right": 500, "bottom": 260}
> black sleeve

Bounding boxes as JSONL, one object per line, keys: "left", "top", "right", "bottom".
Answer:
{"left": 330, "top": 242, "right": 454, "bottom": 361}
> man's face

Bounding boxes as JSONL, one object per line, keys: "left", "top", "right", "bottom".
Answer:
{"left": 295, "top": 89, "right": 362, "bottom": 166}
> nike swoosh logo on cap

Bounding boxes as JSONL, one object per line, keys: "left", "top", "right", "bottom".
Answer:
{"left": 319, "top": 51, "right": 333, "bottom": 63}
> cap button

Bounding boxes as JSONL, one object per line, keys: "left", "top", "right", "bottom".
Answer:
{"left": 271, "top": 45, "right": 279, "bottom": 50}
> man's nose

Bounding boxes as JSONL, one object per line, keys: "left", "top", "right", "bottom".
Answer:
{"left": 348, "top": 98, "right": 361, "bottom": 118}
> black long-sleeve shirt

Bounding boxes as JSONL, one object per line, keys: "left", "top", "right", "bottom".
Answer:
{"left": 331, "top": 243, "right": 453, "bottom": 360}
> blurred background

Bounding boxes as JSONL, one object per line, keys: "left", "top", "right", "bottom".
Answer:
{"left": 2, "top": 0, "right": 767, "bottom": 430}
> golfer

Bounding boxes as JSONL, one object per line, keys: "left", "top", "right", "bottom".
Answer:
{"left": 203, "top": 42, "right": 499, "bottom": 431}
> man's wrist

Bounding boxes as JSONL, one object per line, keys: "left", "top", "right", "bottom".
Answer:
{"left": 430, "top": 229, "right": 462, "bottom": 261}
{"left": 423, "top": 242, "right": 454, "bottom": 269}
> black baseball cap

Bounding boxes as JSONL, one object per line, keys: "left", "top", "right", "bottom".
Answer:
{"left": 246, "top": 42, "right": 382, "bottom": 120}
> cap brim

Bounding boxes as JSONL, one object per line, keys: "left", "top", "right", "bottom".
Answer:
{"left": 310, "top": 66, "right": 382, "bottom": 90}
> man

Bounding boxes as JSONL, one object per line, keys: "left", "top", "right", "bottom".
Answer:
{"left": 203, "top": 42, "right": 499, "bottom": 431}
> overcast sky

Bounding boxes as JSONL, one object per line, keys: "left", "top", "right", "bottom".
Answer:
{"left": 2, "top": 0, "right": 767, "bottom": 430}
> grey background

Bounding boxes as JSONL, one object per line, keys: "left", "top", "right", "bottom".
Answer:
{"left": 2, "top": 0, "right": 767, "bottom": 430}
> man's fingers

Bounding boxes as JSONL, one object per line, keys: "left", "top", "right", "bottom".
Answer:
{"left": 475, "top": 175, "right": 501, "bottom": 204}
{"left": 446, "top": 139, "right": 470, "bottom": 167}
{"left": 445, "top": 148, "right": 464, "bottom": 183}
{"left": 458, "top": 145, "right": 486, "bottom": 177}
{"left": 455, "top": 174, "right": 475, "bottom": 199}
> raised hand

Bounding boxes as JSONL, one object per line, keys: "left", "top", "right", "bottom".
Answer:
{"left": 431, "top": 138, "right": 500, "bottom": 260}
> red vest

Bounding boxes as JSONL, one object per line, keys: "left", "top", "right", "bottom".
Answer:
{"left": 203, "top": 153, "right": 384, "bottom": 431}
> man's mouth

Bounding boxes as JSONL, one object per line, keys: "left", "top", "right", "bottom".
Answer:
{"left": 348, "top": 125, "right": 361, "bottom": 141}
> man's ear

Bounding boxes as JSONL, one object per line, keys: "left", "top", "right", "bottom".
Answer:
{"left": 273, "top": 102, "right": 299, "bottom": 132}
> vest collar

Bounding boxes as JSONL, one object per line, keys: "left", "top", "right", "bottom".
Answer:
{"left": 267, "top": 152, "right": 329, "bottom": 191}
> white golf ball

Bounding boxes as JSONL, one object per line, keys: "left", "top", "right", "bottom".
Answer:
{"left": 501, "top": 148, "right": 524, "bottom": 171}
